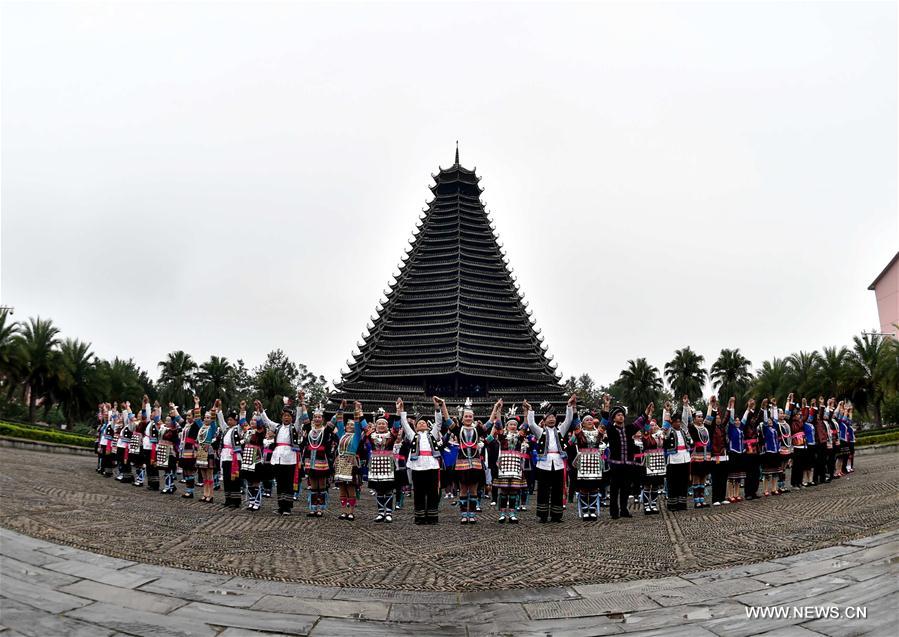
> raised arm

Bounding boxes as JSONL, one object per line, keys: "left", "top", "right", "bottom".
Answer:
{"left": 523, "top": 400, "right": 542, "bottom": 437}
{"left": 254, "top": 400, "right": 278, "bottom": 431}
{"left": 397, "top": 398, "right": 414, "bottom": 441}
{"left": 559, "top": 394, "right": 577, "bottom": 436}
{"left": 681, "top": 395, "right": 692, "bottom": 424}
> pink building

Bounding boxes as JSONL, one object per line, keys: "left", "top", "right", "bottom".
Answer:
{"left": 868, "top": 252, "right": 899, "bottom": 338}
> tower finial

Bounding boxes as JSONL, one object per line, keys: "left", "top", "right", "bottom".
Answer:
{"left": 455, "top": 140, "right": 459, "bottom": 165}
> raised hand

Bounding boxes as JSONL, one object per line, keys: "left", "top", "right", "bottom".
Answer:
{"left": 568, "top": 393, "right": 577, "bottom": 407}
{"left": 297, "top": 389, "right": 305, "bottom": 403}
{"left": 339, "top": 399, "right": 347, "bottom": 411}
{"left": 645, "top": 402, "right": 654, "bottom": 417}
{"left": 522, "top": 399, "right": 531, "bottom": 412}
{"left": 727, "top": 397, "right": 735, "bottom": 409}
{"left": 253, "top": 400, "right": 263, "bottom": 412}
{"left": 603, "top": 394, "right": 612, "bottom": 410}
{"left": 682, "top": 394, "right": 689, "bottom": 405}
{"left": 396, "top": 397, "right": 404, "bottom": 413}
{"left": 433, "top": 396, "right": 440, "bottom": 408}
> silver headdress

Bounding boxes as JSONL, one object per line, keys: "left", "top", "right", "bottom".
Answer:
{"left": 505, "top": 404, "right": 517, "bottom": 419}
{"left": 312, "top": 403, "right": 324, "bottom": 416}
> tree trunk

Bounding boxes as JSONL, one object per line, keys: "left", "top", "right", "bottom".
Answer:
{"left": 27, "top": 386, "right": 36, "bottom": 422}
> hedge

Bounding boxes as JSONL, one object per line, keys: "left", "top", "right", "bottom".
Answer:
{"left": 857, "top": 431, "right": 899, "bottom": 447}
{"left": 0, "top": 422, "right": 95, "bottom": 448}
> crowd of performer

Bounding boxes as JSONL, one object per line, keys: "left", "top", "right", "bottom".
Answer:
{"left": 93, "top": 391, "right": 858, "bottom": 524}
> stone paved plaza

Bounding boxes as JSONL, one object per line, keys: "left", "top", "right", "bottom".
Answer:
{"left": 1, "top": 447, "right": 898, "bottom": 636}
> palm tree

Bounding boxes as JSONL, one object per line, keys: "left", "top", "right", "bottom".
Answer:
{"left": 18, "top": 317, "right": 61, "bottom": 421}
{"left": 846, "top": 332, "right": 890, "bottom": 425}
{"left": 197, "top": 355, "right": 236, "bottom": 407}
{"left": 0, "top": 309, "right": 22, "bottom": 398}
{"left": 817, "top": 346, "right": 849, "bottom": 398}
{"left": 98, "top": 357, "right": 147, "bottom": 406}
{"left": 157, "top": 351, "right": 197, "bottom": 408}
{"left": 664, "top": 347, "right": 707, "bottom": 401}
{"left": 57, "top": 339, "right": 98, "bottom": 425}
{"left": 751, "top": 358, "right": 790, "bottom": 403}
{"left": 617, "top": 358, "right": 663, "bottom": 415}
{"left": 710, "top": 348, "right": 753, "bottom": 407}
{"left": 253, "top": 365, "right": 294, "bottom": 415}
{"left": 787, "top": 350, "right": 822, "bottom": 397}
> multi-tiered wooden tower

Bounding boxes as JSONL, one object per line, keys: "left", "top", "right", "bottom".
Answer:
{"left": 328, "top": 149, "right": 566, "bottom": 416}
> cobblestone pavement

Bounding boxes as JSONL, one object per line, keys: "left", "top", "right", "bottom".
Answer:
{"left": 0, "top": 447, "right": 897, "bottom": 592}
{"left": 1, "top": 527, "right": 897, "bottom": 636}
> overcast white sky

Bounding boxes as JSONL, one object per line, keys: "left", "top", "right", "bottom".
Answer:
{"left": 2, "top": 1, "right": 897, "bottom": 390}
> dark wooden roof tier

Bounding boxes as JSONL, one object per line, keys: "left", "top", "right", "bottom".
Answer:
{"left": 327, "top": 153, "right": 567, "bottom": 417}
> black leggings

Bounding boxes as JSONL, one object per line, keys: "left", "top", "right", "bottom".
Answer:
{"left": 411, "top": 469, "right": 440, "bottom": 523}
{"left": 710, "top": 460, "right": 729, "bottom": 503}
{"left": 273, "top": 463, "right": 296, "bottom": 513}
{"left": 536, "top": 467, "right": 565, "bottom": 521}
{"left": 608, "top": 464, "right": 635, "bottom": 517}
{"left": 221, "top": 461, "right": 242, "bottom": 506}
{"left": 666, "top": 462, "right": 690, "bottom": 507}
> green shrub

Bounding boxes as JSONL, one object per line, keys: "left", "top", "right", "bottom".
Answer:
{"left": 0, "top": 421, "right": 94, "bottom": 448}
{"left": 857, "top": 431, "right": 899, "bottom": 447}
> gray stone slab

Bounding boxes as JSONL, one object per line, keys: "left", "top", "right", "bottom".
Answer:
{"left": 843, "top": 540, "right": 899, "bottom": 564}
{"left": 36, "top": 544, "right": 136, "bottom": 569}
{"left": 700, "top": 609, "right": 803, "bottom": 637}
{"left": 388, "top": 601, "right": 529, "bottom": 623}
{"left": 0, "top": 532, "right": 61, "bottom": 567}
{"left": 625, "top": 626, "right": 719, "bottom": 637}
{"left": 575, "top": 577, "right": 695, "bottom": 596}
{"left": 0, "top": 576, "right": 92, "bottom": 613}
{"left": 683, "top": 560, "right": 789, "bottom": 584}
{"left": 218, "top": 630, "right": 284, "bottom": 637}
{"left": 646, "top": 578, "right": 766, "bottom": 607}
{"left": 65, "top": 601, "right": 220, "bottom": 637}
{"left": 59, "top": 579, "right": 189, "bottom": 614}
{"left": 309, "top": 618, "right": 465, "bottom": 637}
{"left": 123, "top": 563, "right": 233, "bottom": 586}
{"left": 838, "top": 560, "right": 896, "bottom": 583}
{"left": 802, "top": 590, "right": 899, "bottom": 637}
{"left": 802, "top": 574, "right": 899, "bottom": 607}
{"left": 0, "top": 598, "right": 114, "bottom": 637}
{"left": 0, "top": 555, "right": 81, "bottom": 588}
{"left": 844, "top": 529, "right": 899, "bottom": 548}
{"left": 42, "top": 559, "right": 157, "bottom": 589}
{"left": 618, "top": 601, "right": 746, "bottom": 633}
{"left": 772, "top": 545, "right": 863, "bottom": 566}
{"left": 251, "top": 594, "right": 388, "bottom": 620}
{"left": 138, "top": 577, "right": 264, "bottom": 608}
{"left": 702, "top": 579, "right": 895, "bottom": 637}
{"left": 754, "top": 559, "right": 863, "bottom": 586}
{"left": 460, "top": 586, "right": 580, "bottom": 604}
{"left": 736, "top": 574, "right": 853, "bottom": 607}
{"left": 468, "top": 615, "right": 624, "bottom": 636}
{"left": 170, "top": 601, "right": 317, "bottom": 635}
{"left": 525, "top": 592, "right": 658, "bottom": 619}
{"left": 754, "top": 628, "right": 829, "bottom": 637}
{"left": 331, "top": 588, "right": 458, "bottom": 604}
{"left": 223, "top": 575, "right": 340, "bottom": 599}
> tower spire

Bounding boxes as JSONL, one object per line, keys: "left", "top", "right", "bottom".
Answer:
{"left": 455, "top": 140, "right": 459, "bottom": 166}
